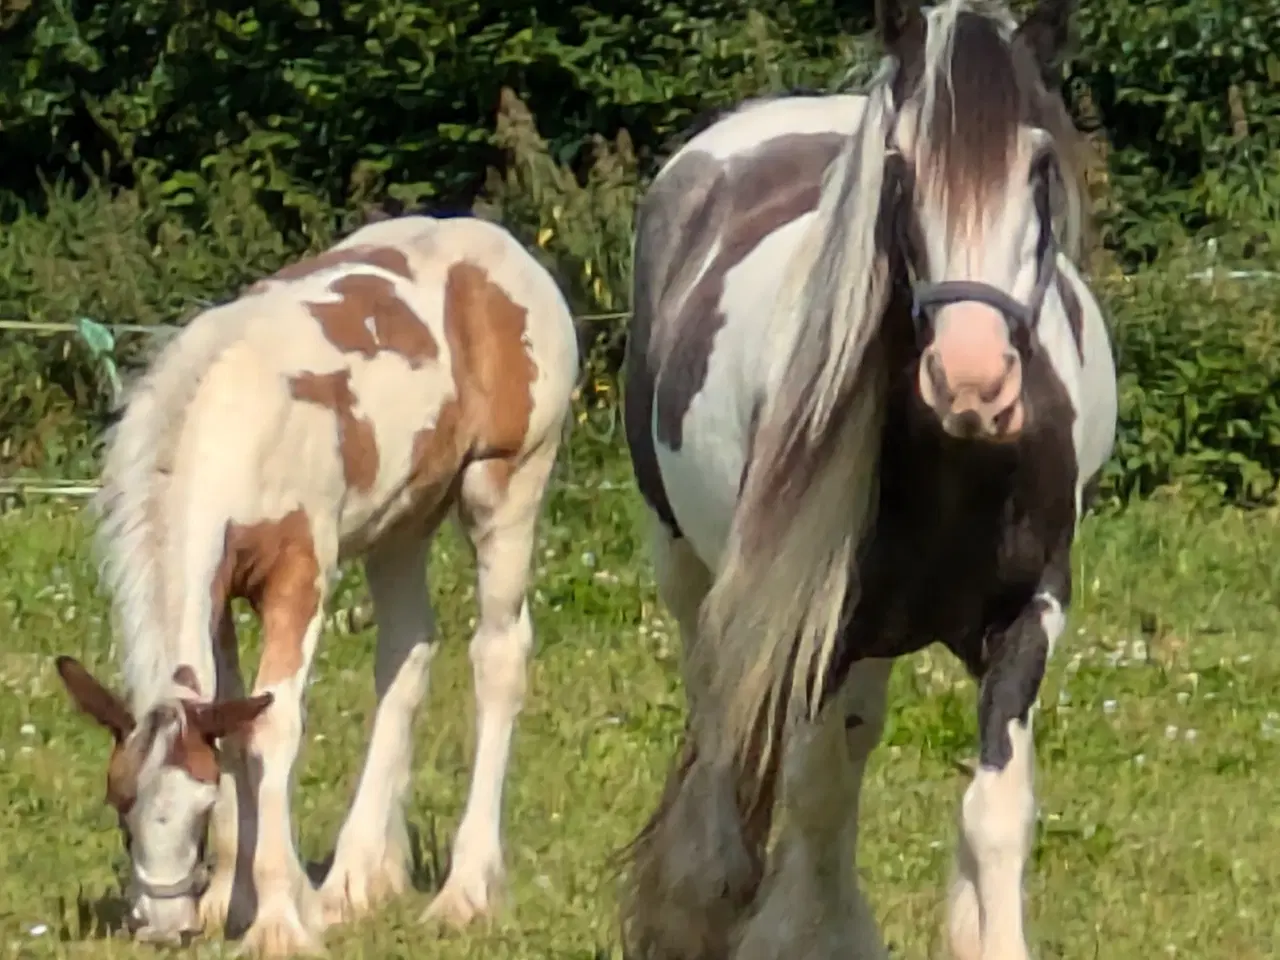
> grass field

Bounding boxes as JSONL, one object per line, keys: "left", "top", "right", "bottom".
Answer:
{"left": 1, "top": 420, "right": 1277, "bottom": 959}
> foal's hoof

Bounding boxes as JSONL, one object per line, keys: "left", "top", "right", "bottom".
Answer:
{"left": 316, "top": 855, "right": 410, "bottom": 929}
{"left": 238, "top": 901, "right": 325, "bottom": 958}
{"left": 419, "top": 868, "right": 503, "bottom": 931}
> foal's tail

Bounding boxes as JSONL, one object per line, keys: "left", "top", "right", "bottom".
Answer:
{"left": 94, "top": 307, "right": 254, "bottom": 706}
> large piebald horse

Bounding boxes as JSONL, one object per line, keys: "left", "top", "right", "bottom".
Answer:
{"left": 53, "top": 214, "right": 579, "bottom": 955}
{"left": 620, "top": 1, "right": 1117, "bottom": 958}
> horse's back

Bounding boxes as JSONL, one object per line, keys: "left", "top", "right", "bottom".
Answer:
{"left": 180, "top": 214, "right": 578, "bottom": 549}
{"left": 625, "top": 94, "right": 863, "bottom": 563}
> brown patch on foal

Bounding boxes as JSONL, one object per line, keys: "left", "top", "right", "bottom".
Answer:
{"left": 248, "top": 245, "right": 414, "bottom": 294}
{"left": 442, "top": 261, "right": 540, "bottom": 460}
{"left": 306, "top": 274, "right": 439, "bottom": 367}
{"left": 289, "top": 370, "right": 380, "bottom": 493}
{"left": 209, "top": 509, "right": 321, "bottom": 690}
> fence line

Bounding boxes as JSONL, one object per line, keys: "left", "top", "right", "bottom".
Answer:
{"left": 0, "top": 477, "right": 628, "bottom": 500}
{"left": 0, "top": 310, "right": 632, "bottom": 341}
{"left": 3, "top": 266, "right": 1277, "bottom": 500}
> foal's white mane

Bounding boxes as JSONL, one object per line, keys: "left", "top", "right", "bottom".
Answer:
{"left": 94, "top": 310, "right": 253, "bottom": 713}
{"left": 693, "top": 0, "right": 1046, "bottom": 782}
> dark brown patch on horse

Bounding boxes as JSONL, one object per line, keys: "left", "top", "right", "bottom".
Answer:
{"left": 441, "top": 260, "right": 539, "bottom": 460}
{"left": 209, "top": 508, "right": 321, "bottom": 689}
{"left": 1054, "top": 271, "right": 1085, "bottom": 362}
{"left": 305, "top": 274, "right": 438, "bottom": 367}
{"left": 289, "top": 370, "right": 380, "bottom": 493}
{"left": 654, "top": 133, "right": 846, "bottom": 451}
{"left": 624, "top": 150, "right": 724, "bottom": 538}
{"left": 249, "top": 245, "right": 414, "bottom": 294}
{"left": 822, "top": 285, "right": 1079, "bottom": 767}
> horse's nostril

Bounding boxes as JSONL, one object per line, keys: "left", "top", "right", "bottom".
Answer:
{"left": 925, "top": 349, "right": 949, "bottom": 401}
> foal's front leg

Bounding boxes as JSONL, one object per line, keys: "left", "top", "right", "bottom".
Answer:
{"left": 947, "top": 566, "right": 1069, "bottom": 960}
{"left": 239, "top": 526, "right": 335, "bottom": 956}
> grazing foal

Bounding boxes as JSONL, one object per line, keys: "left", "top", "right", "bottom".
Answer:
{"left": 620, "top": 1, "right": 1117, "bottom": 959}
{"left": 56, "top": 214, "right": 580, "bottom": 955}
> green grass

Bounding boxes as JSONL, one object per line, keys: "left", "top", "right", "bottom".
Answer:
{"left": 1, "top": 421, "right": 1278, "bottom": 959}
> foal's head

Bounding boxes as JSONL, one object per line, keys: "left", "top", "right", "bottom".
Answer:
{"left": 876, "top": 0, "right": 1086, "bottom": 441}
{"left": 55, "top": 657, "right": 271, "bottom": 943}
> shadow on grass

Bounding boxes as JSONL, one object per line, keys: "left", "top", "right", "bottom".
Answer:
{"left": 57, "top": 887, "right": 129, "bottom": 941}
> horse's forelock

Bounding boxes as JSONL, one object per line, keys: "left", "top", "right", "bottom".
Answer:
{"left": 893, "top": 1, "right": 1087, "bottom": 252}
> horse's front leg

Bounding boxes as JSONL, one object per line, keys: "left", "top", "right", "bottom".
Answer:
{"left": 946, "top": 559, "right": 1069, "bottom": 960}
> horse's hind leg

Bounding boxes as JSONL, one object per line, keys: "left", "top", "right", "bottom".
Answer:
{"left": 317, "top": 532, "right": 435, "bottom": 927}
{"left": 421, "top": 441, "right": 558, "bottom": 928}
{"left": 620, "top": 518, "right": 761, "bottom": 960}
{"left": 731, "top": 659, "right": 892, "bottom": 960}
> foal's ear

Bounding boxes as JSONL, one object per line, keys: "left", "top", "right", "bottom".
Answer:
{"left": 185, "top": 693, "right": 274, "bottom": 741}
{"left": 1014, "top": 0, "right": 1078, "bottom": 80}
{"left": 875, "top": 0, "right": 925, "bottom": 53}
{"left": 55, "top": 656, "right": 136, "bottom": 744}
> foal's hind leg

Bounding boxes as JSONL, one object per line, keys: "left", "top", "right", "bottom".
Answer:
{"left": 620, "top": 519, "right": 762, "bottom": 960}
{"left": 317, "top": 533, "right": 435, "bottom": 927}
{"left": 731, "top": 659, "right": 892, "bottom": 960}
{"left": 421, "top": 443, "right": 557, "bottom": 927}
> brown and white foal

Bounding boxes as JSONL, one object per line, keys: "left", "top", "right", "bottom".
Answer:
{"left": 56, "top": 213, "right": 580, "bottom": 955}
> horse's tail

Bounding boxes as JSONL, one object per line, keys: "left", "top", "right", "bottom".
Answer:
{"left": 94, "top": 307, "right": 255, "bottom": 709}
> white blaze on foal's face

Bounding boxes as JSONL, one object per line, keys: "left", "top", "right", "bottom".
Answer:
{"left": 55, "top": 657, "right": 272, "bottom": 943}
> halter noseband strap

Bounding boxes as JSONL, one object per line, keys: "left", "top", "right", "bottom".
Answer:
{"left": 910, "top": 232, "right": 1059, "bottom": 337}
{"left": 131, "top": 859, "right": 211, "bottom": 901}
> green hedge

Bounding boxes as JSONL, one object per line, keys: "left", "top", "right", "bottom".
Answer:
{"left": 3, "top": 1, "right": 1276, "bottom": 262}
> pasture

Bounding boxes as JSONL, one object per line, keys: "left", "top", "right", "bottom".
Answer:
{"left": 0, "top": 418, "right": 1276, "bottom": 959}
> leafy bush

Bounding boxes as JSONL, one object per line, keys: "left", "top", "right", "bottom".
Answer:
{"left": 0, "top": 159, "right": 331, "bottom": 476}
{"left": 1065, "top": 0, "right": 1280, "bottom": 267}
{"left": 0, "top": 1, "right": 864, "bottom": 217}
{"left": 1101, "top": 265, "right": 1280, "bottom": 505}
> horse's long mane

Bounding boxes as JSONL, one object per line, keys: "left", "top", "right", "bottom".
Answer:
{"left": 689, "top": 67, "right": 900, "bottom": 779}
{"left": 691, "top": 0, "right": 1088, "bottom": 786}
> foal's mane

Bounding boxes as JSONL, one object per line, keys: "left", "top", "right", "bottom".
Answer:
{"left": 690, "top": 0, "right": 1088, "bottom": 787}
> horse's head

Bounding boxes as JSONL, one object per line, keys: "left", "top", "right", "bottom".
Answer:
{"left": 875, "top": 0, "right": 1085, "bottom": 442}
{"left": 55, "top": 656, "right": 271, "bottom": 943}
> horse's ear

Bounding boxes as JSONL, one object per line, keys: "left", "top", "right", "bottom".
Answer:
{"left": 55, "top": 656, "right": 136, "bottom": 744}
{"left": 1013, "top": 0, "right": 1078, "bottom": 81}
{"left": 185, "top": 693, "right": 274, "bottom": 741}
{"left": 875, "top": 0, "right": 925, "bottom": 54}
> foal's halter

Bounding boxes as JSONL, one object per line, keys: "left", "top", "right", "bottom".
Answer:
{"left": 131, "top": 859, "right": 211, "bottom": 901}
